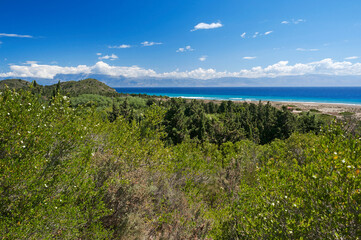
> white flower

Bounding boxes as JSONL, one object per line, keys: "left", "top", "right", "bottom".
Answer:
{"left": 347, "top": 165, "right": 352, "bottom": 168}
{"left": 342, "top": 159, "right": 346, "bottom": 163}
{"left": 44, "top": 184, "right": 48, "bottom": 188}
{"left": 312, "top": 175, "right": 317, "bottom": 179}
{"left": 285, "top": 196, "right": 288, "bottom": 199}
{"left": 7, "top": 113, "right": 10, "bottom": 115}
{"left": 22, "top": 145, "right": 26, "bottom": 148}
{"left": 271, "top": 202, "right": 275, "bottom": 206}
{"left": 334, "top": 152, "right": 337, "bottom": 155}
{"left": 293, "top": 204, "right": 297, "bottom": 207}
{"left": 27, "top": 131, "right": 31, "bottom": 134}
{"left": 20, "top": 140, "right": 23, "bottom": 144}
{"left": 55, "top": 207, "right": 57, "bottom": 209}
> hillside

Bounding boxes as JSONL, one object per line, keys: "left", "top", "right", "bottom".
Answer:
{"left": 0, "top": 79, "right": 31, "bottom": 89}
{"left": 0, "top": 78, "right": 118, "bottom": 97}
{"left": 43, "top": 78, "right": 118, "bottom": 97}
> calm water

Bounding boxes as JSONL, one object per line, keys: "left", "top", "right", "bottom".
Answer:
{"left": 115, "top": 87, "right": 361, "bottom": 105}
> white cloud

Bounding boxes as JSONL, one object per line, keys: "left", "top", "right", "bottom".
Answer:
{"left": 98, "top": 54, "right": 118, "bottom": 60}
{"left": 176, "top": 45, "right": 194, "bottom": 52}
{"left": 0, "top": 33, "right": 33, "bottom": 38}
{"left": 96, "top": 53, "right": 102, "bottom": 56}
{"left": 293, "top": 19, "right": 306, "bottom": 24}
{"left": 141, "top": 41, "right": 162, "bottom": 47}
{"left": 108, "top": 44, "right": 131, "bottom": 49}
{"left": 0, "top": 62, "right": 92, "bottom": 79}
{"left": 345, "top": 56, "right": 359, "bottom": 60}
{"left": 199, "top": 56, "right": 207, "bottom": 62}
{"left": 264, "top": 31, "right": 273, "bottom": 35}
{"left": 192, "top": 22, "right": 223, "bottom": 31}
{"left": 252, "top": 32, "right": 259, "bottom": 38}
{"left": 241, "top": 32, "right": 246, "bottom": 38}
{"left": 282, "top": 19, "right": 306, "bottom": 25}
{"left": 3, "top": 58, "right": 361, "bottom": 80}
{"left": 243, "top": 56, "right": 256, "bottom": 60}
{"left": 296, "top": 48, "right": 319, "bottom": 52}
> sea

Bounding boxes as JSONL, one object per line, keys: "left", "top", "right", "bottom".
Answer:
{"left": 114, "top": 87, "right": 361, "bottom": 105}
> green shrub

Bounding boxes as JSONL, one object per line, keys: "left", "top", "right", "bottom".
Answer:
{"left": 0, "top": 89, "right": 112, "bottom": 238}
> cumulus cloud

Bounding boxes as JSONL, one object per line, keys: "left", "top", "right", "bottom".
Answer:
{"left": 108, "top": 44, "right": 131, "bottom": 49}
{"left": 281, "top": 21, "right": 289, "bottom": 24}
{"left": 199, "top": 56, "right": 207, "bottom": 62}
{"left": 252, "top": 32, "right": 259, "bottom": 38}
{"left": 243, "top": 56, "right": 256, "bottom": 60}
{"left": 192, "top": 22, "right": 223, "bottom": 31}
{"left": 3, "top": 58, "right": 361, "bottom": 80}
{"left": 241, "top": 32, "right": 246, "bottom": 38}
{"left": 345, "top": 56, "right": 359, "bottom": 60}
{"left": 264, "top": 31, "right": 273, "bottom": 35}
{"left": 98, "top": 54, "right": 118, "bottom": 60}
{"left": 96, "top": 53, "right": 102, "bottom": 56}
{"left": 176, "top": 45, "right": 194, "bottom": 52}
{"left": 0, "top": 33, "right": 33, "bottom": 38}
{"left": 141, "top": 41, "right": 162, "bottom": 47}
{"left": 0, "top": 62, "right": 92, "bottom": 79}
{"left": 296, "top": 48, "right": 319, "bottom": 52}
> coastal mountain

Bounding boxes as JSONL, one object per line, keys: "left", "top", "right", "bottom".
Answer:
{"left": 3, "top": 74, "right": 361, "bottom": 87}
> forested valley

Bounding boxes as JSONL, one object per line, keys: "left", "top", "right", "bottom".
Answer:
{"left": 1, "top": 79, "right": 360, "bottom": 239}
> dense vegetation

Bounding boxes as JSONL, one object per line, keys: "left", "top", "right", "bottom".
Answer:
{"left": 1, "top": 81, "right": 360, "bottom": 239}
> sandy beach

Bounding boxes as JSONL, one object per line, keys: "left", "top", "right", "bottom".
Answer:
{"left": 262, "top": 101, "right": 361, "bottom": 119}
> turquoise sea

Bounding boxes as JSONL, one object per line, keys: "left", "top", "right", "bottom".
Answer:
{"left": 114, "top": 87, "right": 361, "bottom": 105}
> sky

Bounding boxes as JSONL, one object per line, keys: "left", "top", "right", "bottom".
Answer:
{"left": 1, "top": 0, "right": 361, "bottom": 81}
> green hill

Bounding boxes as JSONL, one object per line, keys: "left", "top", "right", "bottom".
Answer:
{"left": 43, "top": 78, "right": 118, "bottom": 97}
{"left": 0, "top": 79, "right": 31, "bottom": 89}
{"left": 0, "top": 78, "right": 118, "bottom": 97}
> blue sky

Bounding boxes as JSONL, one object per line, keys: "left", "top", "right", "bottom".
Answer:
{"left": 1, "top": 0, "right": 361, "bottom": 80}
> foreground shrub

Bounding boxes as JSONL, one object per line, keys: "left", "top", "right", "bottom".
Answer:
{"left": 216, "top": 128, "right": 361, "bottom": 239}
{"left": 0, "top": 89, "right": 111, "bottom": 238}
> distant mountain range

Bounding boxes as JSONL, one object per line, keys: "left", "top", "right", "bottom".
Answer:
{"left": 1, "top": 74, "right": 361, "bottom": 87}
